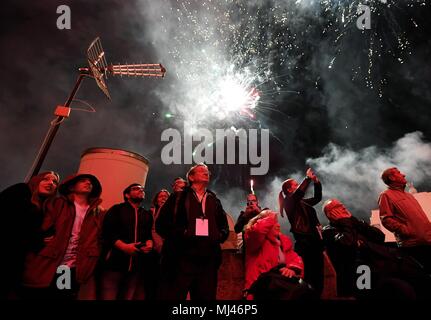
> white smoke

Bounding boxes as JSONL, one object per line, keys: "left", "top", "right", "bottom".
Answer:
{"left": 261, "top": 131, "right": 431, "bottom": 228}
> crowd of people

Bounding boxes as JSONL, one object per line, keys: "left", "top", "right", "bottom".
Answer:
{"left": 1, "top": 164, "right": 430, "bottom": 300}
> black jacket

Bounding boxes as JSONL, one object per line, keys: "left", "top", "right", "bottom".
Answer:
{"left": 0, "top": 183, "right": 46, "bottom": 297}
{"left": 156, "top": 187, "right": 229, "bottom": 263}
{"left": 323, "top": 216, "right": 430, "bottom": 298}
{"left": 283, "top": 178, "right": 322, "bottom": 237}
{"left": 101, "top": 201, "right": 153, "bottom": 272}
{"left": 323, "top": 217, "right": 385, "bottom": 296}
{"left": 234, "top": 207, "right": 261, "bottom": 233}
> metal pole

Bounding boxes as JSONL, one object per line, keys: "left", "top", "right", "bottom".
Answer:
{"left": 25, "top": 73, "right": 86, "bottom": 181}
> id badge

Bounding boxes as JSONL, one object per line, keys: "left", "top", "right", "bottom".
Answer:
{"left": 195, "top": 218, "right": 209, "bottom": 236}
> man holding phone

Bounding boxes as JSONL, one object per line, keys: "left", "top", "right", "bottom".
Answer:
{"left": 100, "top": 183, "right": 153, "bottom": 300}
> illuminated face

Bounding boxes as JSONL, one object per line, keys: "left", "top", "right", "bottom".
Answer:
{"left": 38, "top": 173, "right": 59, "bottom": 196}
{"left": 246, "top": 194, "right": 258, "bottom": 206}
{"left": 127, "top": 185, "right": 145, "bottom": 201}
{"left": 287, "top": 179, "right": 299, "bottom": 193}
{"left": 389, "top": 168, "right": 407, "bottom": 185}
{"left": 173, "top": 179, "right": 187, "bottom": 193}
{"left": 157, "top": 191, "right": 169, "bottom": 206}
{"left": 323, "top": 199, "right": 352, "bottom": 221}
{"left": 72, "top": 178, "right": 93, "bottom": 195}
{"left": 189, "top": 166, "right": 210, "bottom": 185}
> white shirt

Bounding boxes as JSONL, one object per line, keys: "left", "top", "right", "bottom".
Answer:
{"left": 60, "top": 201, "right": 89, "bottom": 268}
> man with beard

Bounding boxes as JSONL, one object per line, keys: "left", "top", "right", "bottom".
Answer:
{"left": 100, "top": 183, "right": 153, "bottom": 300}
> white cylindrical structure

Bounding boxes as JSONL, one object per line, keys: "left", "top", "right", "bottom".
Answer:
{"left": 78, "top": 147, "right": 150, "bottom": 210}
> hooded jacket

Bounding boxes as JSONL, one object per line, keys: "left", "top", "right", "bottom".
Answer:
{"left": 22, "top": 174, "right": 105, "bottom": 288}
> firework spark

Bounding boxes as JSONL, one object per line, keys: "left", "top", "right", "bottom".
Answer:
{"left": 143, "top": 0, "right": 426, "bottom": 126}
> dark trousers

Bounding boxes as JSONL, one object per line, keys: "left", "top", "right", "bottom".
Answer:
{"left": 158, "top": 256, "right": 219, "bottom": 300}
{"left": 294, "top": 238, "right": 324, "bottom": 296}
{"left": 143, "top": 252, "right": 161, "bottom": 300}
{"left": 99, "top": 270, "right": 145, "bottom": 300}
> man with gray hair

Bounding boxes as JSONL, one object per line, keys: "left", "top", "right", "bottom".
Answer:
{"left": 156, "top": 163, "right": 229, "bottom": 300}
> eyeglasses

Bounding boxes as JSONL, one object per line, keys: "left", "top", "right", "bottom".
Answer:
{"left": 130, "top": 186, "right": 144, "bottom": 191}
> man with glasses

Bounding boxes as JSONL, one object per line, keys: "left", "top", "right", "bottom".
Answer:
{"left": 156, "top": 163, "right": 229, "bottom": 300}
{"left": 100, "top": 183, "right": 153, "bottom": 300}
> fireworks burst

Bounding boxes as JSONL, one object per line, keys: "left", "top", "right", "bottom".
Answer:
{"left": 318, "top": 0, "right": 426, "bottom": 96}
{"left": 146, "top": 0, "right": 426, "bottom": 126}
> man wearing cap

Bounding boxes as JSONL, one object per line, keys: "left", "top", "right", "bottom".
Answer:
{"left": 22, "top": 173, "right": 105, "bottom": 299}
{"left": 99, "top": 183, "right": 153, "bottom": 300}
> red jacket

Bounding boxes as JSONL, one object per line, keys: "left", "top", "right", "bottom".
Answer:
{"left": 22, "top": 195, "right": 105, "bottom": 288}
{"left": 244, "top": 216, "right": 304, "bottom": 292}
{"left": 379, "top": 187, "right": 431, "bottom": 247}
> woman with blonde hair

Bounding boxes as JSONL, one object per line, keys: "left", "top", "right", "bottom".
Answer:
{"left": 244, "top": 210, "right": 313, "bottom": 300}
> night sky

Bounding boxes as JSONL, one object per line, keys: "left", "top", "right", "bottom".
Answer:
{"left": 1, "top": 0, "right": 431, "bottom": 225}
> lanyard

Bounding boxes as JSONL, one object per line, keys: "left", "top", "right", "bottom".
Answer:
{"left": 192, "top": 190, "right": 207, "bottom": 217}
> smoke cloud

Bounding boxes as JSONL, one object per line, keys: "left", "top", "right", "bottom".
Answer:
{"left": 256, "top": 131, "right": 431, "bottom": 232}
